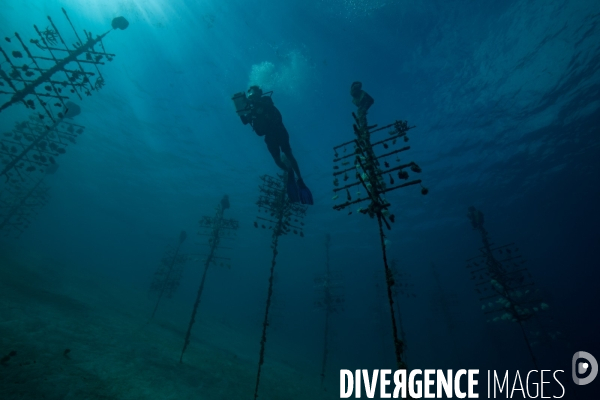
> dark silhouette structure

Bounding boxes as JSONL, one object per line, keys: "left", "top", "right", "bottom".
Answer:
{"left": 0, "top": 8, "right": 128, "bottom": 119}
{"left": 466, "top": 206, "right": 553, "bottom": 368}
{"left": 252, "top": 174, "right": 307, "bottom": 400}
{"left": 0, "top": 7, "right": 128, "bottom": 237}
{"left": 0, "top": 108, "right": 83, "bottom": 237}
{"left": 149, "top": 230, "right": 188, "bottom": 320}
{"left": 0, "top": 172, "right": 50, "bottom": 237}
{"left": 180, "top": 195, "right": 238, "bottom": 363}
{"left": 332, "top": 83, "right": 428, "bottom": 371}
{"left": 390, "top": 259, "right": 415, "bottom": 356}
{"left": 1, "top": 112, "right": 84, "bottom": 181}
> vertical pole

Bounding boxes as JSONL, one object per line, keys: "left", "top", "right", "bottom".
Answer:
{"left": 180, "top": 206, "right": 223, "bottom": 363}
{"left": 149, "top": 240, "right": 182, "bottom": 320}
{"left": 377, "top": 214, "right": 406, "bottom": 371}
{"left": 253, "top": 180, "right": 286, "bottom": 400}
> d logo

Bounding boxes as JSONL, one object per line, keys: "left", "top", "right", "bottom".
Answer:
{"left": 572, "top": 351, "right": 598, "bottom": 385}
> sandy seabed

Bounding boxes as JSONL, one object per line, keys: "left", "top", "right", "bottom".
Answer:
{"left": 0, "top": 254, "right": 334, "bottom": 400}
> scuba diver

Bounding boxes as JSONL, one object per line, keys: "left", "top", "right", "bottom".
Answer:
{"left": 237, "top": 85, "right": 314, "bottom": 205}
{"left": 350, "top": 81, "right": 374, "bottom": 128}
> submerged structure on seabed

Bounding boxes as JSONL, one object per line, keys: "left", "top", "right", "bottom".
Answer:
{"left": 466, "top": 206, "right": 561, "bottom": 368}
{"left": 0, "top": 171, "right": 51, "bottom": 237}
{"left": 331, "top": 81, "right": 428, "bottom": 371}
{"left": 252, "top": 174, "right": 307, "bottom": 400}
{"left": 180, "top": 195, "right": 238, "bottom": 363}
{"left": 148, "top": 230, "right": 189, "bottom": 320}
{"left": 313, "top": 233, "right": 345, "bottom": 388}
{"left": 1, "top": 105, "right": 84, "bottom": 181}
{"left": 0, "top": 8, "right": 129, "bottom": 237}
{"left": 0, "top": 8, "right": 128, "bottom": 119}
{"left": 0, "top": 104, "right": 82, "bottom": 236}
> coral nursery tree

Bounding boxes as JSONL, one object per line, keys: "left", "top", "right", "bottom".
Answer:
{"left": 252, "top": 174, "right": 307, "bottom": 400}
{"left": 0, "top": 8, "right": 128, "bottom": 117}
{"left": 466, "top": 206, "right": 556, "bottom": 368}
{"left": 148, "top": 230, "right": 188, "bottom": 320}
{"left": 313, "top": 234, "right": 345, "bottom": 388}
{"left": 0, "top": 7, "right": 129, "bottom": 235}
{"left": 179, "top": 195, "right": 238, "bottom": 363}
{"left": 332, "top": 82, "right": 428, "bottom": 372}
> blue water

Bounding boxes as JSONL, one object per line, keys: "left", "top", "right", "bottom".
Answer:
{"left": 0, "top": 0, "right": 599, "bottom": 398}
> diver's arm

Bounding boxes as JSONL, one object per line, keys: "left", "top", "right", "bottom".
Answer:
{"left": 241, "top": 111, "right": 267, "bottom": 136}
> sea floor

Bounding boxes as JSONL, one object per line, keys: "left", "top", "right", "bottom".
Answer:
{"left": 0, "top": 253, "right": 333, "bottom": 400}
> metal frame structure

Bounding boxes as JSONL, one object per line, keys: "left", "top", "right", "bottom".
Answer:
{"left": 0, "top": 9, "right": 128, "bottom": 237}
{"left": 389, "top": 259, "right": 415, "bottom": 354}
{"left": 0, "top": 8, "right": 128, "bottom": 120}
{"left": 332, "top": 90, "right": 427, "bottom": 371}
{"left": 0, "top": 111, "right": 84, "bottom": 236}
{"left": 0, "top": 172, "right": 50, "bottom": 237}
{"left": 149, "top": 230, "right": 189, "bottom": 320}
{"left": 466, "top": 206, "right": 550, "bottom": 368}
{"left": 180, "top": 195, "right": 238, "bottom": 362}
{"left": 252, "top": 174, "right": 307, "bottom": 400}
{"left": 1, "top": 114, "right": 85, "bottom": 181}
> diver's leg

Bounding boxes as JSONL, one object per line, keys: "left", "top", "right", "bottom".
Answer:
{"left": 282, "top": 142, "right": 312, "bottom": 204}
{"left": 280, "top": 140, "right": 302, "bottom": 180}
{"left": 266, "top": 141, "right": 288, "bottom": 171}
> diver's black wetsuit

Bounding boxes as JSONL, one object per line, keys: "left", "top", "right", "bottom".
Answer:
{"left": 239, "top": 90, "right": 312, "bottom": 204}
{"left": 240, "top": 96, "right": 292, "bottom": 168}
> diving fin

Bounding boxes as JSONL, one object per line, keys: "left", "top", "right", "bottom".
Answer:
{"left": 297, "top": 178, "right": 314, "bottom": 205}
{"left": 287, "top": 170, "right": 301, "bottom": 203}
